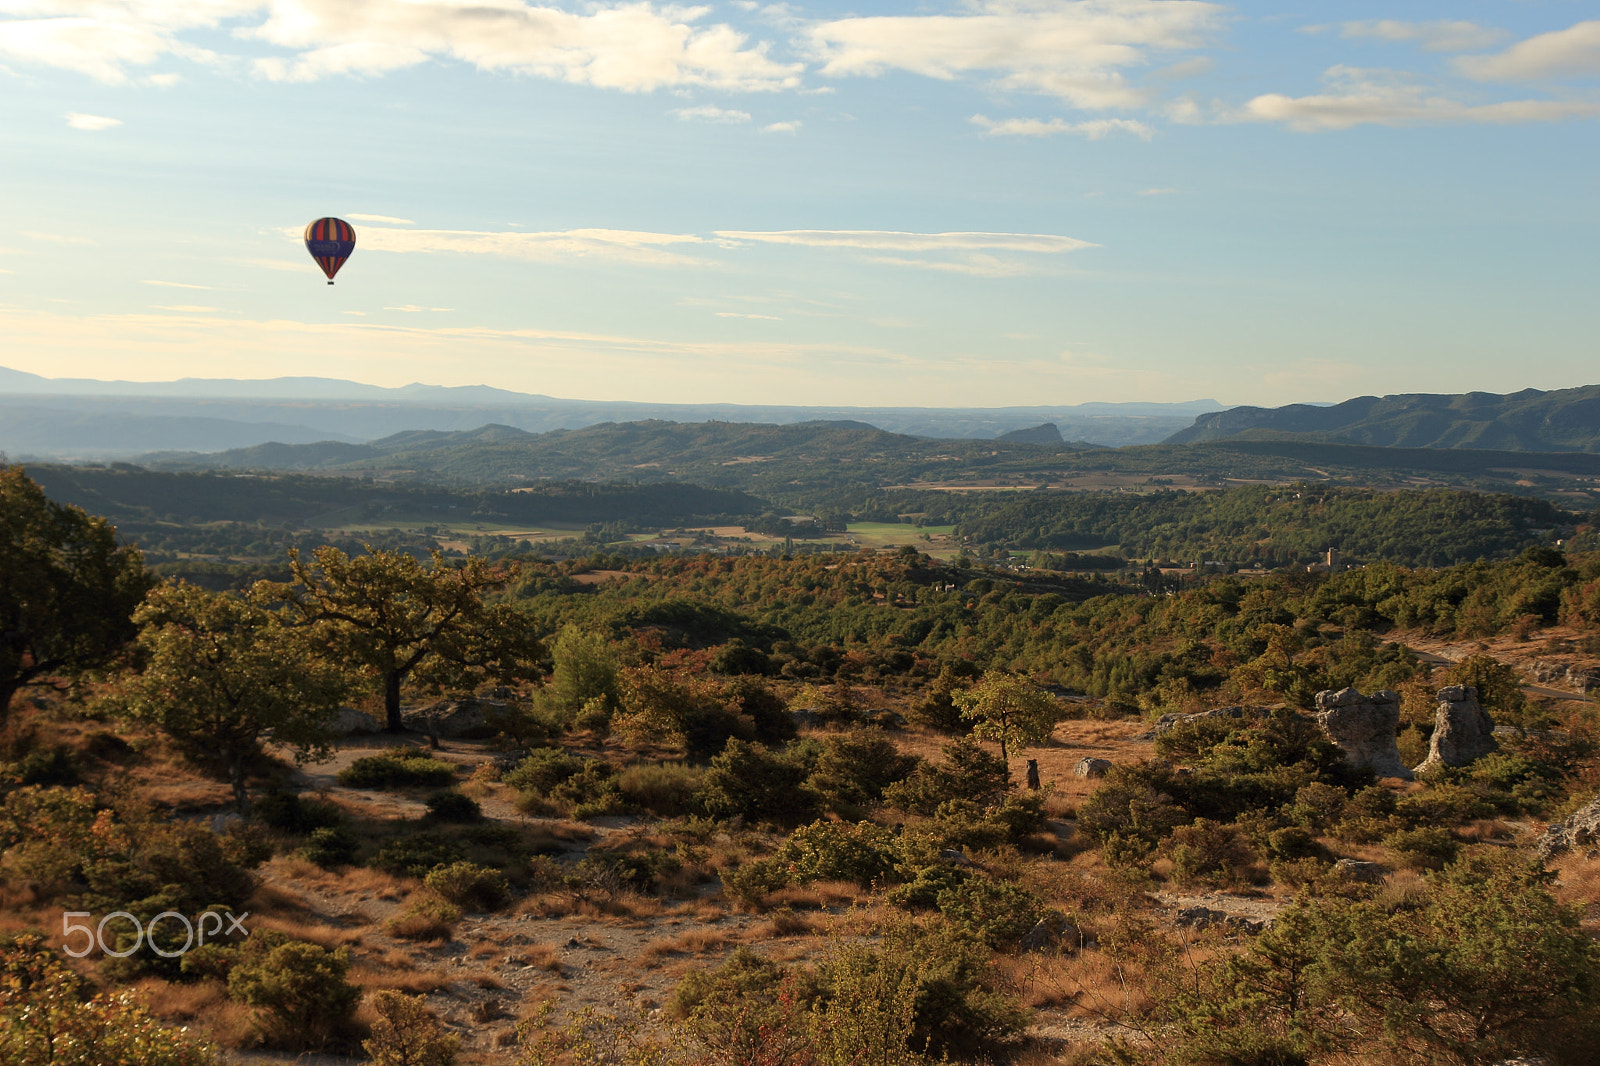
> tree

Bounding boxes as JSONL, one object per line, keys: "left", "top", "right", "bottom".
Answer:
{"left": 363, "top": 991, "right": 460, "bottom": 1066}
{"left": 115, "top": 582, "right": 355, "bottom": 816}
{"left": 0, "top": 465, "right": 153, "bottom": 724}
{"left": 273, "top": 547, "right": 540, "bottom": 733}
{"left": 951, "top": 671, "right": 1060, "bottom": 764}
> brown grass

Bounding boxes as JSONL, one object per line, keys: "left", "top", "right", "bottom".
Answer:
{"left": 253, "top": 915, "right": 363, "bottom": 950}
{"left": 640, "top": 928, "right": 729, "bottom": 963}
{"left": 352, "top": 962, "right": 453, "bottom": 994}
{"left": 509, "top": 943, "right": 564, "bottom": 972}
{"left": 133, "top": 977, "right": 228, "bottom": 1022}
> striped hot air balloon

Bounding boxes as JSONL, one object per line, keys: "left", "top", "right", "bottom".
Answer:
{"left": 304, "top": 217, "right": 356, "bottom": 284}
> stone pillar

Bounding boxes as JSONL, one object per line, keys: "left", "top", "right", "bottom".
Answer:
{"left": 1313, "top": 687, "right": 1412, "bottom": 780}
{"left": 1025, "top": 759, "right": 1041, "bottom": 790}
{"left": 1413, "top": 685, "right": 1496, "bottom": 774}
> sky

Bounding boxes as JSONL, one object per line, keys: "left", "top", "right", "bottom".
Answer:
{"left": 2, "top": 0, "right": 1597, "bottom": 409}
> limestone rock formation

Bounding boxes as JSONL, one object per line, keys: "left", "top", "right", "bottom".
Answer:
{"left": 1074, "top": 757, "right": 1113, "bottom": 778}
{"left": 402, "top": 696, "right": 511, "bottom": 739}
{"left": 1413, "top": 685, "right": 1496, "bottom": 775}
{"left": 1535, "top": 795, "right": 1600, "bottom": 862}
{"left": 1313, "top": 687, "right": 1412, "bottom": 780}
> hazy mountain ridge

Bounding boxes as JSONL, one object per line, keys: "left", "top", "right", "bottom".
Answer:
{"left": 0, "top": 365, "right": 1223, "bottom": 455}
{"left": 1166, "top": 385, "right": 1600, "bottom": 452}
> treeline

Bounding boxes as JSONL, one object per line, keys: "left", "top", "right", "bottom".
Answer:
{"left": 914, "top": 484, "right": 1581, "bottom": 567}
{"left": 24, "top": 464, "right": 766, "bottom": 533}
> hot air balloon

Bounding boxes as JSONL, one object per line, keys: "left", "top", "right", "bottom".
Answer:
{"left": 304, "top": 217, "right": 356, "bottom": 284}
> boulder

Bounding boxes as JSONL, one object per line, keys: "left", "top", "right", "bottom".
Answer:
{"left": 1333, "top": 858, "right": 1386, "bottom": 884}
{"left": 401, "top": 697, "right": 510, "bottom": 739}
{"left": 1413, "top": 685, "right": 1496, "bottom": 775}
{"left": 1073, "top": 757, "right": 1113, "bottom": 778}
{"left": 937, "top": 848, "right": 975, "bottom": 867}
{"left": 1152, "top": 705, "right": 1262, "bottom": 736}
{"left": 327, "top": 706, "right": 381, "bottom": 735}
{"left": 1019, "top": 916, "right": 1080, "bottom": 953}
{"left": 1314, "top": 688, "right": 1412, "bottom": 780}
{"left": 1536, "top": 795, "right": 1600, "bottom": 862}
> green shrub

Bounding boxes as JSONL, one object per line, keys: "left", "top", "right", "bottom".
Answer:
{"left": 886, "top": 863, "right": 973, "bottom": 911}
{"left": 1396, "top": 783, "right": 1492, "bottom": 827}
{"left": 300, "top": 826, "right": 359, "bottom": 868}
{"left": 384, "top": 893, "right": 461, "bottom": 940}
{"left": 502, "top": 747, "right": 585, "bottom": 793}
{"left": 1383, "top": 826, "right": 1460, "bottom": 870}
{"left": 212, "top": 931, "right": 360, "bottom": 1052}
{"left": 884, "top": 737, "right": 1009, "bottom": 815}
{"left": 370, "top": 834, "right": 467, "bottom": 877}
{"left": 1077, "top": 762, "right": 1187, "bottom": 850}
{"left": 696, "top": 738, "right": 818, "bottom": 824}
{"left": 424, "top": 861, "right": 510, "bottom": 911}
{"left": 807, "top": 730, "right": 920, "bottom": 815}
{"left": 254, "top": 792, "right": 343, "bottom": 833}
{"left": 1161, "top": 818, "right": 1255, "bottom": 887}
{"left": 934, "top": 878, "right": 1043, "bottom": 948}
{"left": 338, "top": 750, "right": 456, "bottom": 789}
{"left": 424, "top": 790, "right": 482, "bottom": 823}
{"left": 364, "top": 991, "right": 460, "bottom": 1066}
{"left": 774, "top": 820, "right": 898, "bottom": 886}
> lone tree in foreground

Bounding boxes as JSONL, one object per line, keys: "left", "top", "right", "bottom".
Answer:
{"left": 952, "top": 671, "right": 1061, "bottom": 766}
{"left": 115, "top": 582, "right": 355, "bottom": 817}
{"left": 0, "top": 465, "right": 154, "bottom": 724}
{"left": 272, "top": 547, "right": 541, "bottom": 733}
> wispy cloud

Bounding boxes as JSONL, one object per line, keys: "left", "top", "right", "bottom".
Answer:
{"left": 64, "top": 111, "right": 121, "bottom": 130}
{"left": 715, "top": 311, "right": 781, "bottom": 319}
{"left": 352, "top": 226, "right": 710, "bottom": 267}
{"left": 971, "top": 113, "right": 1153, "bottom": 138}
{"left": 1136, "top": 187, "right": 1178, "bottom": 195}
{"left": 384, "top": 305, "right": 454, "bottom": 312}
{"left": 347, "top": 213, "right": 415, "bottom": 225}
{"left": 760, "top": 120, "right": 801, "bottom": 133}
{"left": 1455, "top": 20, "right": 1600, "bottom": 82}
{"left": 1241, "top": 66, "right": 1600, "bottom": 130}
{"left": 150, "top": 304, "right": 219, "bottom": 312}
{"left": 142, "top": 280, "right": 215, "bottom": 290}
{"left": 672, "top": 104, "right": 752, "bottom": 123}
{"left": 21, "top": 230, "right": 95, "bottom": 245}
{"left": 0, "top": 0, "right": 802, "bottom": 91}
{"left": 808, "top": 0, "right": 1223, "bottom": 110}
{"left": 1327, "top": 20, "right": 1508, "bottom": 54}
{"left": 714, "top": 230, "right": 1097, "bottom": 253}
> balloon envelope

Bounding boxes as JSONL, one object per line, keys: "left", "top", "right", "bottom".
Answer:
{"left": 304, "top": 217, "right": 356, "bottom": 281}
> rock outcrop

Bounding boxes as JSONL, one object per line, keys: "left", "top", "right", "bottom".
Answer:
{"left": 1073, "top": 757, "right": 1113, "bottom": 778}
{"left": 401, "top": 696, "right": 511, "bottom": 739}
{"left": 1313, "top": 688, "right": 1412, "bottom": 780}
{"left": 1535, "top": 795, "right": 1600, "bottom": 862}
{"left": 328, "top": 706, "right": 381, "bottom": 735}
{"left": 1413, "top": 685, "right": 1496, "bottom": 775}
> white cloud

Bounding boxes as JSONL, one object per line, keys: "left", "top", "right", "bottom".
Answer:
{"left": 865, "top": 253, "right": 1037, "bottom": 277}
{"left": 715, "top": 311, "right": 781, "bottom": 319}
{"left": 21, "top": 229, "right": 95, "bottom": 244}
{"left": 0, "top": 0, "right": 802, "bottom": 91}
{"left": 1335, "top": 20, "right": 1507, "bottom": 54}
{"left": 714, "top": 229, "right": 1097, "bottom": 253}
{"left": 808, "top": 0, "right": 1222, "bottom": 110}
{"left": 1241, "top": 66, "right": 1600, "bottom": 131}
{"left": 971, "top": 112, "right": 1153, "bottom": 138}
{"left": 142, "top": 279, "right": 214, "bottom": 289}
{"left": 346, "top": 213, "right": 415, "bottom": 224}
{"left": 150, "top": 304, "right": 219, "bottom": 311}
{"left": 64, "top": 110, "right": 121, "bottom": 129}
{"left": 1136, "top": 186, "right": 1177, "bottom": 195}
{"left": 353, "top": 225, "right": 710, "bottom": 266}
{"left": 1455, "top": 20, "right": 1600, "bottom": 82}
{"left": 672, "top": 103, "right": 751, "bottom": 122}
{"left": 384, "top": 304, "right": 453, "bottom": 312}
{"left": 760, "top": 119, "right": 800, "bottom": 132}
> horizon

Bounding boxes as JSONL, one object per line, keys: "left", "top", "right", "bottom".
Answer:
{"left": 5, "top": 1, "right": 1599, "bottom": 407}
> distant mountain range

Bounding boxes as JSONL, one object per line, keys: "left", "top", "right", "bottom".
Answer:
{"left": 0, "top": 365, "right": 1221, "bottom": 457}
{"left": 1166, "top": 385, "right": 1600, "bottom": 452}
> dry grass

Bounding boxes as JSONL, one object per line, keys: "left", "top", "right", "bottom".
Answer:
{"left": 752, "top": 908, "right": 821, "bottom": 939}
{"left": 253, "top": 914, "right": 363, "bottom": 950}
{"left": 767, "top": 880, "right": 859, "bottom": 910}
{"left": 508, "top": 943, "right": 564, "bottom": 972}
{"left": 352, "top": 962, "right": 454, "bottom": 994}
{"left": 133, "top": 977, "right": 228, "bottom": 1022}
{"left": 640, "top": 928, "right": 729, "bottom": 963}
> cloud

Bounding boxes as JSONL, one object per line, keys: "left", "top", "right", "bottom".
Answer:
{"left": 760, "top": 119, "right": 800, "bottom": 132}
{"left": 1136, "top": 186, "right": 1177, "bottom": 195}
{"left": 150, "top": 304, "right": 218, "bottom": 312}
{"left": 808, "top": 0, "right": 1222, "bottom": 110}
{"left": 353, "top": 225, "right": 710, "bottom": 266}
{"left": 1455, "top": 20, "right": 1600, "bottom": 82}
{"left": 715, "top": 311, "right": 781, "bottom": 319}
{"left": 384, "top": 304, "right": 454, "bottom": 312}
{"left": 971, "top": 113, "right": 1153, "bottom": 138}
{"left": 864, "top": 253, "right": 1037, "bottom": 277}
{"left": 347, "top": 213, "right": 415, "bottom": 224}
{"left": 64, "top": 111, "right": 121, "bottom": 129}
{"left": 671, "top": 104, "right": 751, "bottom": 122}
{"left": 21, "top": 230, "right": 95, "bottom": 245}
{"left": 1240, "top": 66, "right": 1600, "bottom": 130}
{"left": 142, "top": 279, "right": 214, "bottom": 289}
{"left": 0, "top": 0, "right": 802, "bottom": 91}
{"left": 714, "top": 229, "right": 1097, "bottom": 253}
{"left": 1334, "top": 20, "right": 1507, "bottom": 54}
